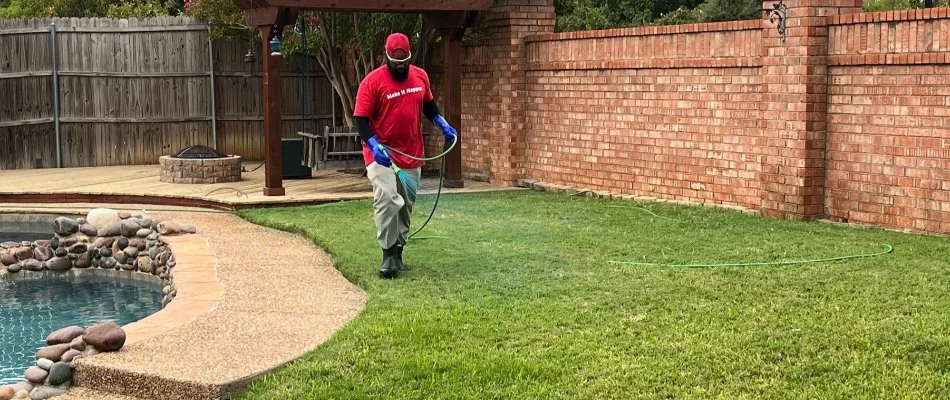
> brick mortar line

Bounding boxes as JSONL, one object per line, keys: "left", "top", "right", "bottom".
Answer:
{"left": 525, "top": 20, "right": 762, "bottom": 43}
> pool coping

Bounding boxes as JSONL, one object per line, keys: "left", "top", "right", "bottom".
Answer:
{"left": 124, "top": 233, "right": 224, "bottom": 345}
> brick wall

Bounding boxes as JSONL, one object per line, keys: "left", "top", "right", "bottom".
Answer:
{"left": 454, "top": 0, "right": 950, "bottom": 235}
{"left": 522, "top": 22, "right": 764, "bottom": 209}
{"left": 825, "top": 9, "right": 950, "bottom": 233}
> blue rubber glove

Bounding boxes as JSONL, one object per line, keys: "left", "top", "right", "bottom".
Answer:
{"left": 434, "top": 115, "right": 458, "bottom": 143}
{"left": 366, "top": 135, "right": 392, "bottom": 168}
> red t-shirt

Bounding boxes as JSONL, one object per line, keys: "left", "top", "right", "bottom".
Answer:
{"left": 353, "top": 64, "right": 434, "bottom": 169}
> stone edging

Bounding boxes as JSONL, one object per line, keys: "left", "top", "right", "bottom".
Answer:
{"left": 0, "top": 208, "right": 221, "bottom": 400}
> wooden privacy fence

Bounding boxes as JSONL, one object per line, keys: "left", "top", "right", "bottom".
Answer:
{"left": 0, "top": 16, "right": 337, "bottom": 170}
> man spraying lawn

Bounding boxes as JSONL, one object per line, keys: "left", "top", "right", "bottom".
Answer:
{"left": 354, "top": 32, "right": 458, "bottom": 279}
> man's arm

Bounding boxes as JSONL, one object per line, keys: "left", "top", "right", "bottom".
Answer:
{"left": 355, "top": 116, "right": 374, "bottom": 143}
{"left": 423, "top": 101, "right": 440, "bottom": 122}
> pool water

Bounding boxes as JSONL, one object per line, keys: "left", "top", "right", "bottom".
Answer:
{"left": 0, "top": 231, "right": 52, "bottom": 243}
{"left": 0, "top": 272, "right": 164, "bottom": 385}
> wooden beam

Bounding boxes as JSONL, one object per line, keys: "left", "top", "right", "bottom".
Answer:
{"left": 422, "top": 11, "right": 468, "bottom": 30}
{"left": 260, "top": 25, "right": 285, "bottom": 196}
{"left": 439, "top": 27, "right": 464, "bottom": 188}
{"left": 244, "top": 0, "right": 493, "bottom": 12}
{"left": 243, "top": 7, "right": 281, "bottom": 26}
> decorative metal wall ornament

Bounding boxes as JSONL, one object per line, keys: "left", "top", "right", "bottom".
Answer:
{"left": 765, "top": 0, "right": 788, "bottom": 43}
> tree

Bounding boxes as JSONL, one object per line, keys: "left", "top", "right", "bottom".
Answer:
{"left": 697, "top": 0, "right": 760, "bottom": 23}
{"left": 554, "top": 0, "right": 763, "bottom": 32}
{"left": 0, "top": 0, "right": 178, "bottom": 18}
{"left": 185, "top": 0, "right": 423, "bottom": 128}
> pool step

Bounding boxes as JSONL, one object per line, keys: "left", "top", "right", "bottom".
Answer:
{"left": 72, "top": 363, "right": 235, "bottom": 400}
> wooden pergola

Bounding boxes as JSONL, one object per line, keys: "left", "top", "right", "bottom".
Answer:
{"left": 232, "top": 0, "right": 493, "bottom": 196}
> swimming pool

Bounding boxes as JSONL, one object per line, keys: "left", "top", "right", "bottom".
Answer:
{"left": 0, "top": 271, "right": 164, "bottom": 385}
{"left": 0, "top": 214, "right": 56, "bottom": 244}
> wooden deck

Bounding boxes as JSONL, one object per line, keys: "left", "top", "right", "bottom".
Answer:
{"left": 0, "top": 162, "right": 512, "bottom": 210}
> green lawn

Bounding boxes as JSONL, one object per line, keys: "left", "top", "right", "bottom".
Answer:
{"left": 235, "top": 190, "right": 950, "bottom": 400}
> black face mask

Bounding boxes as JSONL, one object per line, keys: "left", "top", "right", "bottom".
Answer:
{"left": 387, "top": 61, "right": 409, "bottom": 81}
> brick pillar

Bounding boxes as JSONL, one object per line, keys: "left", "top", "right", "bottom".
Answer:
{"left": 486, "top": 0, "right": 555, "bottom": 185}
{"left": 759, "top": 0, "right": 863, "bottom": 220}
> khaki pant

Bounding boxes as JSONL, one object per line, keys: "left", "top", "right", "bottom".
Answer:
{"left": 366, "top": 162, "right": 421, "bottom": 249}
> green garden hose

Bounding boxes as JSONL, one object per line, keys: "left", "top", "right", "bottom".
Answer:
{"left": 387, "top": 136, "right": 459, "bottom": 240}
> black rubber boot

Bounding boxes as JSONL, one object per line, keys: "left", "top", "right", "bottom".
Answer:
{"left": 378, "top": 246, "right": 400, "bottom": 279}
{"left": 395, "top": 245, "right": 408, "bottom": 271}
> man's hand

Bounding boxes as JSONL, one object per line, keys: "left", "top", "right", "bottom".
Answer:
{"left": 367, "top": 135, "right": 392, "bottom": 168}
{"left": 434, "top": 115, "right": 458, "bottom": 143}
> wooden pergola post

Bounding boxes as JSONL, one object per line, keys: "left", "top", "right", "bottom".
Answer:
{"left": 260, "top": 25, "right": 285, "bottom": 196}
{"left": 439, "top": 26, "right": 464, "bottom": 188}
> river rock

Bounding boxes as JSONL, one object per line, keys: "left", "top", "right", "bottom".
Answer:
{"left": 68, "top": 243, "right": 87, "bottom": 254}
{"left": 46, "top": 326, "right": 85, "bottom": 345}
{"left": 6, "top": 263, "right": 21, "bottom": 273}
{"left": 46, "top": 363, "right": 71, "bottom": 386}
{"left": 136, "top": 256, "right": 152, "bottom": 273}
{"left": 48, "top": 237, "right": 59, "bottom": 250}
{"left": 34, "top": 344, "right": 70, "bottom": 362}
{"left": 14, "top": 247, "right": 32, "bottom": 260}
{"left": 32, "top": 246, "right": 52, "bottom": 262}
{"left": 60, "top": 235, "right": 78, "bottom": 248}
{"left": 8, "top": 383, "right": 31, "bottom": 396}
{"left": 69, "top": 337, "right": 85, "bottom": 351}
{"left": 114, "top": 251, "right": 128, "bottom": 265}
{"left": 21, "top": 259, "right": 44, "bottom": 272}
{"left": 156, "top": 221, "right": 182, "bottom": 235}
{"left": 1, "top": 253, "right": 16, "bottom": 266}
{"left": 124, "top": 247, "right": 139, "bottom": 258}
{"left": 99, "top": 222, "right": 121, "bottom": 237}
{"left": 83, "top": 322, "right": 126, "bottom": 352}
{"left": 86, "top": 208, "right": 120, "bottom": 230}
{"left": 99, "top": 248, "right": 112, "bottom": 257}
{"left": 45, "top": 257, "right": 71, "bottom": 272}
{"left": 120, "top": 220, "right": 139, "bottom": 238}
{"left": 118, "top": 211, "right": 131, "bottom": 219}
{"left": 28, "top": 385, "right": 67, "bottom": 400}
{"left": 35, "top": 359, "right": 53, "bottom": 370}
{"left": 73, "top": 253, "right": 92, "bottom": 269}
{"left": 135, "top": 228, "right": 152, "bottom": 238}
{"left": 61, "top": 349, "right": 81, "bottom": 363}
{"left": 53, "top": 247, "right": 67, "bottom": 257}
{"left": 79, "top": 224, "right": 98, "bottom": 237}
{"left": 52, "top": 217, "right": 79, "bottom": 236}
{"left": 100, "top": 257, "right": 117, "bottom": 270}
{"left": 24, "top": 367, "right": 47, "bottom": 384}
{"left": 93, "top": 237, "right": 116, "bottom": 248}
{"left": 181, "top": 225, "right": 197, "bottom": 234}
{"left": 116, "top": 238, "right": 129, "bottom": 251}
{"left": 137, "top": 218, "right": 152, "bottom": 228}
{"left": 0, "top": 385, "right": 14, "bottom": 400}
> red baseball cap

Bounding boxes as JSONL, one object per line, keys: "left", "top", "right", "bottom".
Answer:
{"left": 385, "top": 33, "right": 411, "bottom": 58}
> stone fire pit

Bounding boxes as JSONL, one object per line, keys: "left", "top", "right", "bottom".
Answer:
{"left": 159, "top": 146, "right": 242, "bottom": 184}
